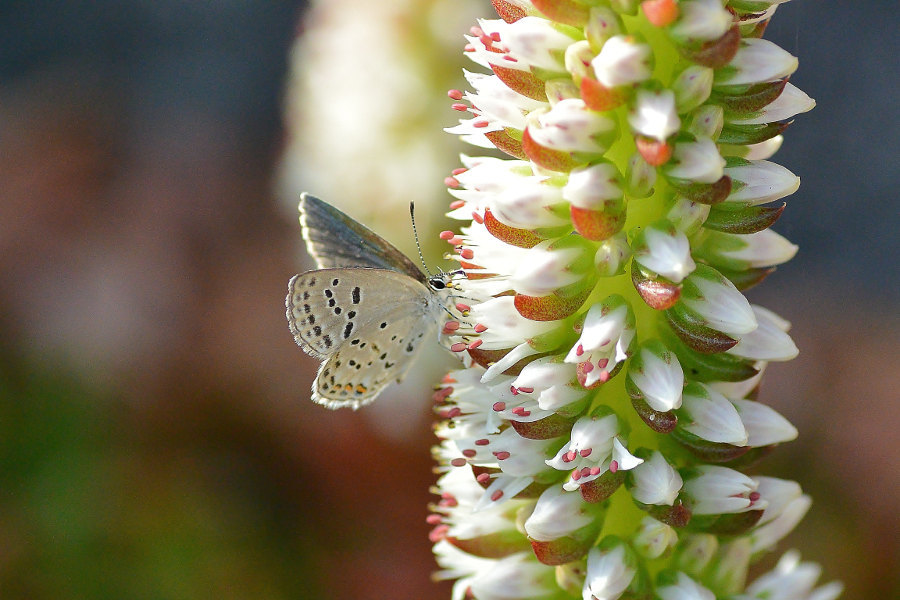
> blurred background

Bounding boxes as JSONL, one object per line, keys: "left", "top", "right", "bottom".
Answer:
{"left": 0, "top": 2, "right": 896, "bottom": 599}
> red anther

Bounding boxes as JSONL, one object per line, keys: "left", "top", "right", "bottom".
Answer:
{"left": 467, "top": 339, "right": 483, "bottom": 350}
{"left": 494, "top": 451, "right": 511, "bottom": 460}
{"left": 450, "top": 342, "right": 468, "bottom": 352}
{"left": 519, "top": 409, "right": 530, "bottom": 416}
{"left": 446, "top": 407, "right": 462, "bottom": 418}
{"left": 510, "top": 385, "right": 519, "bottom": 396}
{"left": 597, "top": 358, "right": 609, "bottom": 368}
{"left": 456, "top": 303, "right": 471, "bottom": 312}
{"left": 448, "top": 236, "right": 464, "bottom": 245}
{"left": 564, "top": 450, "right": 577, "bottom": 463}
{"left": 472, "top": 212, "right": 484, "bottom": 224}
{"left": 462, "top": 448, "right": 477, "bottom": 458}
{"left": 460, "top": 248, "right": 475, "bottom": 259}
{"left": 464, "top": 44, "right": 475, "bottom": 52}
{"left": 470, "top": 26, "right": 483, "bottom": 36}
{"left": 572, "top": 469, "right": 582, "bottom": 480}
{"left": 474, "top": 323, "right": 488, "bottom": 333}
{"left": 579, "top": 448, "right": 592, "bottom": 458}
{"left": 575, "top": 344, "right": 584, "bottom": 357}
{"left": 426, "top": 514, "right": 443, "bottom": 525}
{"left": 451, "top": 167, "right": 467, "bottom": 175}
{"left": 490, "top": 32, "right": 501, "bottom": 42}
{"left": 428, "top": 524, "right": 450, "bottom": 542}
{"left": 599, "top": 371, "right": 611, "bottom": 383}
{"left": 476, "top": 473, "right": 490, "bottom": 483}
{"left": 450, "top": 457, "right": 467, "bottom": 467}
{"left": 589, "top": 466, "right": 601, "bottom": 476}
{"left": 449, "top": 200, "right": 465, "bottom": 209}
{"left": 492, "top": 401, "right": 506, "bottom": 411}
{"left": 472, "top": 120, "right": 490, "bottom": 128}
{"left": 512, "top": 406, "right": 526, "bottom": 416}
{"left": 442, "top": 374, "right": 457, "bottom": 384}
{"left": 451, "top": 103, "right": 469, "bottom": 112}
{"left": 502, "top": 55, "right": 517, "bottom": 62}
{"left": 474, "top": 438, "right": 490, "bottom": 446}
{"left": 581, "top": 467, "right": 592, "bottom": 477}
{"left": 490, "top": 490, "right": 504, "bottom": 501}
{"left": 444, "top": 176, "right": 460, "bottom": 188}
{"left": 582, "top": 361, "right": 594, "bottom": 373}
{"left": 444, "top": 320, "right": 461, "bottom": 331}
{"left": 433, "top": 386, "right": 453, "bottom": 399}
{"left": 479, "top": 34, "right": 493, "bottom": 47}
{"left": 448, "top": 89, "right": 463, "bottom": 100}
{"left": 749, "top": 491, "right": 761, "bottom": 502}
{"left": 517, "top": 387, "right": 534, "bottom": 394}
{"left": 439, "top": 230, "right": 455, "bottom": 240}
{"left": 609, "top": 460, "right": 619, "bottom": 473}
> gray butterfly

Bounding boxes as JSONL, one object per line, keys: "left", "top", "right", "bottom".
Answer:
{"left": 286, "top": 193, "right": 454, "bottom": 409}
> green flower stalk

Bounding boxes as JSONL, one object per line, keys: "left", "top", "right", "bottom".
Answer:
{"left": 429, "top": 1, "right": 839, "bottom": 598}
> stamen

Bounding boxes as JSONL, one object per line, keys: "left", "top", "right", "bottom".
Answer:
{"left": 474, "top": 323, "right": 488, "bottom": 333}
{"left": 494, "top": 451, "right": 510, "bottom": 460}
{"left": 490, "top": 490, "right": 504, "bottom": 501}
{"left": 461, "top": 449, "right": 476, "bottom": 458}
{"left": 447, "top": 89, "right": 463, "bottom": 100}
{"left": 450, "top": 458, "right": 467, "bottom": 467}
{"left": 492, "top": 401, "right": 506, "bottom": 411}
{"left": 609, "top": 460, "right": 619, "bottom": 473}
{"left": 450, "top": 342, "right": 467, "bottom": 352}
{"left": 449, "top": 200, "right": 465, "bottom": 210}
{"left": 444, "top": 176, "right": 460, "bottom": 188}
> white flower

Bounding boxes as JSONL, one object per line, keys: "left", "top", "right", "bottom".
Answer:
{"left": 656, "top": 571, "right": 717, "bottom": 600}
{"left": 681, "top": 266, "right": 758, "bottom": 337}
{"left": 564, "top": 297, "right": 635, "bottom": 387}
{"left": 563, "top": 162, "right": 623, "bottom": 210}
{"left": 731, "top": 399, "right": 798, "bottom": 446}
{"left": 527, "top": 99, "right": 618, "bottom": 153}
{"left": 629, "top": 89, "right": 681, "bottom": 141}
{"left": 591, "top": 35, "right": 652, "bottom": 88}
{"left": 716, "top": 39, "right": 799, "bottom": 86}
{"left": 629, "top": 451, "right": 683, "bottom": 506}
{"left": 680, "top": 383, "right": 748, "bottom": 445}
{"left": 725, "top": 160, "right": 800, "bottom": 206}
{"left": 683, "top": 466, "right": 765, "bottom": 515}
{"left": 627, "top": 341, "right": 685, "bottom": 413}
{"left": 633, "top": 220, "right": 696, "bottom": 283}
{"left": 741, "top": 551, "right": 844, "bottom": 600}
{"left": 434, "top": 541, "right": 557, "bottom": 600}
{"left": 632, "top": 517, "right": 678, "bottom": 559}
{"left": 666, "top": 138, "right": 726, "bottom": 184}
{"left": 727, "top": 305, "right": 798, "bottom": 361}
{"left": 523, "top": 485, "right": 594, "bottom": 541}
{"left": 582, "top": 543, "right": 636, "bottom": 600}
{"left": 670, "top": 0, "right": 734, "bottom": 42}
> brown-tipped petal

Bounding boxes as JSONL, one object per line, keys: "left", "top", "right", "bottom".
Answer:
{"left": 630, "top": 396, "right": 678, "bottom": 433}
{"left": 681, "top": 25, "right": 741, "bottom": 69}
{"left": 667, "top": 174, "right": 732, "bottom": 205}
{"left": 483, "top": 208, "right": 544, "bottom": 248}
{"left": 485, "top": 129, "right": 528, "bottom": 160}
{"left": 645, "top": 502, "right": 692, "bottom": 528}
{"left": 514, "top": 284, "right": 593, "bottom": 322}
{"left": 447, "top": 532, "right": 532, "bottom": 559}
{"left": 671, "top": 428, "right": 752, "bottom": 463}
{"left": 703, "top": 203, "right": 785, "bottom": 234}
{"left": 493, "top": 65, "right": 549, "bottom": 102}
{"left": 491, "top": 0, "right": 526, "bottom": 23}
{"left": 711, "top": 79, "right": 788, "bottom": 114}
{"left": 715, "top": 265, "right": 776, "bottom": 291}
{"left": 580, "top": 76, "right": 626, "bottom": 111}
{"left": 531, "top": 0, "right": 590, "bottom": 27}
{"left": 631, "top": 262, "right": 682, "bottom": 310}
{"left": 522, "top": 126, "right": 578, "bottom": 172}
{"left": 691, "top": 509, "right": 764, "bottom": 536}
{"left": 580, "top": 469, "right": 626, "bottom": 503}
{"left": 665, "top": 306, "right": 739, "bottom": 354}
{"left": 570, "top": 205, "right": 625, "bottom": 241}
{"left": 641, "top": 0, "right": 679, "bottom": 27}
{"left": 467, "top": 346, "right": 547, "bottom": 375}
{"left": 511, "top": 412, "right": 579, "bottom": 440}
{"left": 718, "top": 121, "right": 790, "bottom": 145}
{"left": 635, "top": 135, "right": 673, "bottom": 166}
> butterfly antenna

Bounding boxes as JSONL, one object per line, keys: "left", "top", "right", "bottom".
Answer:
{"left": 409, "top": 202, "right": 433, "bottom": 276}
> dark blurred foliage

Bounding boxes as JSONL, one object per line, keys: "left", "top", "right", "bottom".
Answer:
{"left": 0, "top": 2, "right": 896, "bottom": 599}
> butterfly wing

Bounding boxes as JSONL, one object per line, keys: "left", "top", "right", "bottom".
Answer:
{"left": 286, "top": 267, "right": 443, "bottom": 408}
{"left": 311, "top": 306, "right": 437, "bottom": 409}
{"left": 298, "top": 193, "right": 427, "bottom": 284}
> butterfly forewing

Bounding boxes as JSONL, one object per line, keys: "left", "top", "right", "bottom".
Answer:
{"left": 299, "top": 193, "right": 427, "bottom": 283}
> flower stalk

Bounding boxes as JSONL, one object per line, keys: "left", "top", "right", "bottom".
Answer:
{"left": 431, "top": 1, "right": 838, "bottom": 598}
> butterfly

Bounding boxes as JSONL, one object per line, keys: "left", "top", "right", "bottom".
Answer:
{"left": 286, "top": 193, "right": 456, "bottom": 409}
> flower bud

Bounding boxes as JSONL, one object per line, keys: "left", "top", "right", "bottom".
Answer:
{"left": 632, "top": 219, "right": 697, "bottom": 284}
{"left": 582, "top": 538, "right": 637, "bottom": 600}
{"left": 524, "top": 485, "right": 603, "bottom": 565}
{"left": 592, "top": 35, "right": 653, "bottom": 88}
{"left": 626, "top": 339, "right": 685, "bottom": 413}
{"left": 633, "top": 517, "right": 678, "bottom": 560}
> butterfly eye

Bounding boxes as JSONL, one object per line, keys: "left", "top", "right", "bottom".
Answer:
{"left": 429, "top": 277, "right": 446, "bottom": 290}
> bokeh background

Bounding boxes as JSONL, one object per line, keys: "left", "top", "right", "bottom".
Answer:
{"left": 1, "top": 2, "right": 896, "bottom": 599}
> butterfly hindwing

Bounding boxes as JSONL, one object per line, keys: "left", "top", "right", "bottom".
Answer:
{"left": 299, "top": 193, "right": 427, "bottom": 283}
{"left": 311, "top": 307, "right": 435, "bottom": 409}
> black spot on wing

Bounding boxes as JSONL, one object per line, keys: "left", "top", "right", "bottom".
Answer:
{"left": 352, "top": 287, "right": 361, "bottom": 304}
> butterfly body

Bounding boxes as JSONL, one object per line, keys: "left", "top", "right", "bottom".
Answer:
{"left": 286, "top": 194, "right": 453, "bottom": 409}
